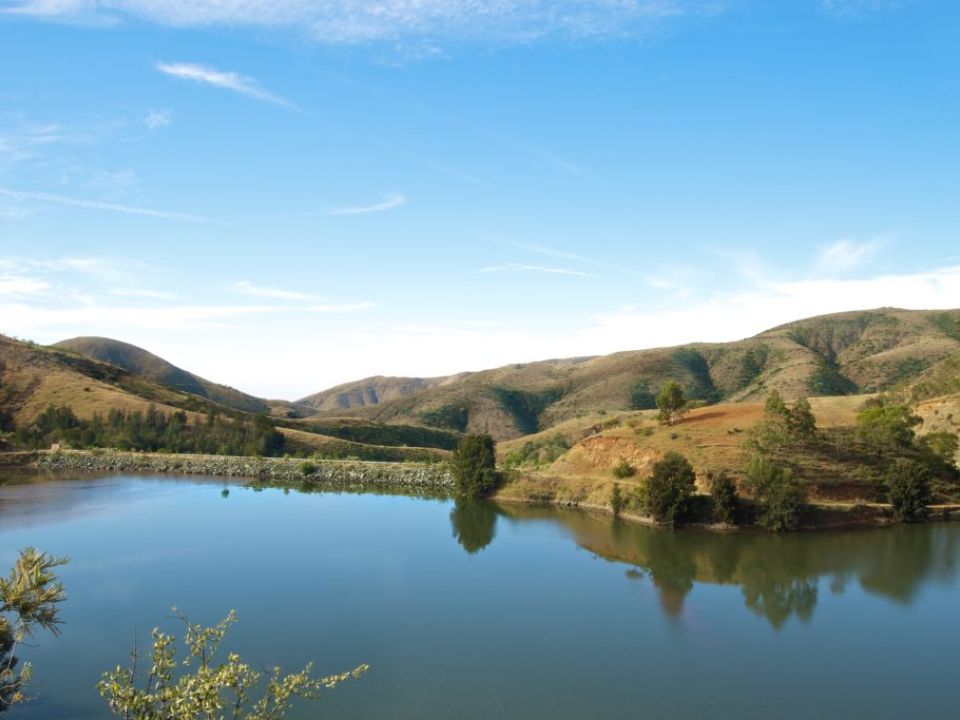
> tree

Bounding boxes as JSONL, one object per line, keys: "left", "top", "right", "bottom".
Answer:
{"left": 656, "top": 382, "right": 687, "bottom": 426}
{"left": 98, "top": 609, "right": 368, "bottom": 719}
{"left": 708, "top": 470, "right": 738, "bottom": 525}
{"left": 644, "top": 451, "right": 696, "bottom": 526}
{"left": 452, "top": 433, "right": 499, "bottom": 498}
{"left": 786, "top": 397, "right": 817, "bottom": 443}
{"left": 745, "top": 455, "right": 807, "bottom": 532}
{"left": 855, "top": 397, "right": 921, "bottom": 455}
{"left": 748, "top": 393, "right": 817, "bottom": 455}
{"left": 886, "top": 458, "right": 932, "bottom": 522}
{"left": 920, "top": 431, "right": 959, "bottom": 471}
{"left": 1, "top": 548, "right": 67, "bottom": 712}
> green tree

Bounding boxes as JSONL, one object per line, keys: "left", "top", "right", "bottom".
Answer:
{"left": 708, "top": 470, "right": 738, "bottom": 525}
{"left": 745, "top": 455, "right": 807, "bottom": 532}
{"left": 656, "top": 382, "right": 687, "bottom": 426}
{"left": 452, "top": 433, "right": 499, "bottom": 498}
{"left": 644, "top": 451, "right": 696, "bottom": 526}
{"left": 919, "top": 431, "right": 959, "bottom": 471}
{"left": 886, "top": 458, "right": 933, "bottom": 522}
{"left": 1, "top": 548, "right": 67, "bottom": 712}
{"left": 98, "top": 609, "right": 368, "bottom": 719}
{"left": 786, "top": 397, "right": 817, "bottom": 443}
{"left": 855, "top": 397, "right": 921, "bottom": 455}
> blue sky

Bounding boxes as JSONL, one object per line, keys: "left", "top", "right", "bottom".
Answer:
{"left": 1, "top": 0, "right": 959, "bottom": 398}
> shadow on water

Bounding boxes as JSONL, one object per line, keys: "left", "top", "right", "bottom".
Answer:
{"left": 493, "top": 503, "right": 960, "bottom": 628}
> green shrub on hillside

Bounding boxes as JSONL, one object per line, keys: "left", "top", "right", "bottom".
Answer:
{"left": 886, "top": 458, "right": 933, "bottom": 522}
{"left": 708, "top": 470, "right": 739, "bottom": 525}
{"left": 643, "top": 451, "right": 696, "bottom": 526}
{"left": 452, "top": 434, "right": 500, "bottom": 498}
{"left": 745, "top": 455, "right": 807, "bottom": 532}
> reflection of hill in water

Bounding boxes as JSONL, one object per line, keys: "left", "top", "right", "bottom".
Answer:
{"left": 495, "top": 504, "right": 960, "bottom": 628}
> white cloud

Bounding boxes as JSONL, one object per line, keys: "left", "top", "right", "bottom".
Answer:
{"left": 144, "top": 109, "right": 171, "bottom": 129}
{"left": 0, "top": 275, "right": 50, "bottom": 297}
{"left": 4, "top": 1, "right": 719, "bottom": 44}
{"left": 324, "top": 193, "right": 406, "bottom": 216}
{"left": 0, "top": 187, "right": 210, "bottom": 222}
{"left": 232, "top": 281, "right": 319, "bottom": 302}
{"left": 816, "top": 238, "right": 883, "bottom": 275}
{"left": 309, "top": 302, "right": 376, "bottom": 313}
{"left": 156, "top": 62, "right": 294, "bottom": 107}
{"left": 478, "top": 263, "right": 595, "bottom": 278}
{"left": 109, "top": 287, "right": 179, "bottom": 300}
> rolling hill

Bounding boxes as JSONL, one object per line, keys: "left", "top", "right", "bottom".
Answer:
{"left": 53, "top": 336, "right": 272, "bottom": 415}
{"left": 302, "top": 308, "right": 960, "bottom": 440}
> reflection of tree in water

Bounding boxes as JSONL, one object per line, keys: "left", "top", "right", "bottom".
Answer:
{"left": 450, "top": 499, "right": 498, "bottom": 554}
{"left": 643, "top": 531, "right": 697, "bottom": 619}
{"left": 483, "top": 502, "right": 960, "bottom": 627}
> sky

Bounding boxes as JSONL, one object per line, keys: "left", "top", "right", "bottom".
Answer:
{"left": 1, "top": 0, "right": 959, "bottom": 400}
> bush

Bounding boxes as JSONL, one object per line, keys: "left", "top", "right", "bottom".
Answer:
{"left": 708, "top": 470, "right": 738, "bottom": 525}
{"left": 452, "top": 434, "right": 499, "bottom": 498}
{"left": 299, "top": 460, "right": 318, "bottom": 476}
{"left": 98, "top": 610, "right": 367, "bottom": 718}
{"left": 886, "top": 458, "right": 932, "bottom": 522}
{"left": 612, "top": 459, "right": 636, "bottom": 479}
{"left": 643, "top": 451, "right": 696, "bottom": 526}
{"left": 610, "top": 483, "right": 624, "bottom": 517}
{"left": 745, "top": 455, "right": 807, "bottom": 531}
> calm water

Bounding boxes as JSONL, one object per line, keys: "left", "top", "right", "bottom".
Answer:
{"left": 1, "top": 472, "right": 959, "bottom": 719}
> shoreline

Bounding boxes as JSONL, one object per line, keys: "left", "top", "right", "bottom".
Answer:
{"left": 23, "top": 449, "right": 454, "bottom": 489}
{"left": 5, "top": 449, "right": 960, "bottom": 531}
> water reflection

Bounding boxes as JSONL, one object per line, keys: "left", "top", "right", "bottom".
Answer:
{"left": 495, "top": 504, "right": 960, "bottom": 628}
{"left": 449, "top": 499, "right": 497, "bottom": 554}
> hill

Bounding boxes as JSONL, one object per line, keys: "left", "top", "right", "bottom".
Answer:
{"left": 53, "top": 336, "right": 272, "bottom": 415}
{"left": 0, "top": 334, "right": 454, "bottom": 461}
{"left": 297, "top": 373, "right": 473, "bottom": 412}
{"left": 304, "top": 308, "right": 960, "bottom": 440}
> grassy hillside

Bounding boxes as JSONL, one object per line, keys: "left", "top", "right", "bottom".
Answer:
{"left": 307, "top": 308, "right": 960, "bottom": 440}
{"left": 53, "top": 336, "right": 272, "bottom": 415}
{"left": 0, "top": 334, "right": 456, "bottom": 461}
{"left": 297, "top": 373, "right": 472, "bottom": 412}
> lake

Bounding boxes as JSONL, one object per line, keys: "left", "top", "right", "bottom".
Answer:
{"left": 1, "top": 472, "right": 958, "bottom": 719}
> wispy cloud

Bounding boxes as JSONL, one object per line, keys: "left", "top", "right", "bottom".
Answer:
{"left": 144, "top": 109, "right": 172, "bottom": 130}
{"left": 325, "top": 193, "right": 406, "bottom": 216}
{"left": 109, "top": 287, "right": 179, "bottom": 300}
{"left": 232, "top": 280, "right": 319, "bottom": 301}
{"left": 310, "top": 302, "right": 376, "bottom": 313}
{"left": 816, "top": 238, "right": 884, "bottom": 275}
{"left": 156, "top": 62, "right": 295, "bottom": 108}
{"left": 478, "top": 263, "right": 595, "bottom": 278}
{"left": 0, "top": 187, "right": 210, "bottom": 222}
{"left": 0, "top": 274, "right": 50, "bottom": 297}
{"left": 514, "top": 242, "right": 636, "bottom": 275}
{"left": 4, "top": 1, "right": 721, "bottom": 45}
{"left": 821, "top": 0, "right": 905, "bottom": 17}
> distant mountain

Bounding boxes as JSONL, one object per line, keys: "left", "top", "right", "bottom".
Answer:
{"left": 301, "top": 308, "right": 960, "bottom": 440}
{"left": 298, "top": 373, "right": 473, "bottom": 412}
{"left": 53, "top": 336, "right": 270, "bottom": 415}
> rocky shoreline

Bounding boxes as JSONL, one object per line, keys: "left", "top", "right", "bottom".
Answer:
{"left": 31, "top": 449, "right": 454, "bottom": 489}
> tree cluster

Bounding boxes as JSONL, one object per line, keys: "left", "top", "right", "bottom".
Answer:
{"left": 12, "top": 405, "right": 285, "bottom": 457}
